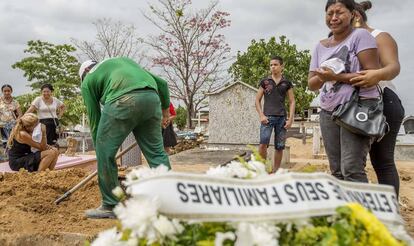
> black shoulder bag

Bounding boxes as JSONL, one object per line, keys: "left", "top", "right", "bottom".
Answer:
{"left": 331, "top": 86, "right": 389, "bottom": 141}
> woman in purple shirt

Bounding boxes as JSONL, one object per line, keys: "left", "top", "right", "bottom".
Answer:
{"left": 308, "top": 0, "right": 380, "bottom": 182}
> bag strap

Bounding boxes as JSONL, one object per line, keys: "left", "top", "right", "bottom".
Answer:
{"left": 44, "top": 99, "right": 58, "bottom": 128}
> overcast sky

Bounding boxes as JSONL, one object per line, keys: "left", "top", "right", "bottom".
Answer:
{"left": 1, "top": 0, "right": 413, "bottom": 114}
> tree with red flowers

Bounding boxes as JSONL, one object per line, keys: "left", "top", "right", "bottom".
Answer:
{"left": 144, "top": 0, "right": 231, "bottom": 127}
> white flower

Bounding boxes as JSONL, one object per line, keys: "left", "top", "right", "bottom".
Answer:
{"left": 226, "top": 162, "right": 249, "bottom": 178}
{"left": 291, "top": 218, "right": 311, "bottom": 230}
{"left": 247, "top": 159, "right": 268, "bottom": 177}
{"left": 282, "top": 218, "right": 311, "bottom": 232}
{"left": 215, "top": 231, "right": 236, "bottom": 246}
{"left": 153, "top": 215, "right": 178, "bottom": 238}
{"left": 124, "top": 165, "right": 169, "bottom": 187}
{"left": 206, "top": 154, "right": 271, "bottom": 180}
{"left": 145, "top": 227, "right": 159, "bottom": 245}
{"left": 172, "top": 218, "right": 185, "bottom": 234}
{"left": 114, "top": 195, "right": 160, "bottom": 239}
{"left": 234, "top": 222, "right": 279, "bottom": 246}
{"left": 187, "top": 220, "right": 202, "bottom": 225}
{"left": 206, "top": 161, "right": 250, "bottom": 179}
{"left": 91, "top": 228, "right": 121, "bottom": 246}
{"left": 124, "top": 237, "right": 139, "bottom": 246}
{"left": 112, "top": 186, "right": 125, "bottom": 199}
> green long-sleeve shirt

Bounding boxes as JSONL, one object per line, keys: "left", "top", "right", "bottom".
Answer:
{"left": 81, "top": 57, "right": 170, "bottom": 144}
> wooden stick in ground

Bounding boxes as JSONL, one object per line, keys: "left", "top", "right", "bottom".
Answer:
{"left": 54, "top": 142, "right": 138, "bottom": 205}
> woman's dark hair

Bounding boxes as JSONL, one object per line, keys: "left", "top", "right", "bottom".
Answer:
{"left": 325, "top": 0, "right": 356, "bottom": 12}
{"left": 270, "top": 56, "right": 284, "bottom": 65}
{"left": 356, "top": 1, "right": 372, "bottom": 22}
{"left": 41, "top": 83, "right": 54, "bottom": 92}
{"left": 1, "top": 84, "right": 13, "bottom": 92}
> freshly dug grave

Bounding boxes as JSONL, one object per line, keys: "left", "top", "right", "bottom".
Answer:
{"left": 0, "top": 168, "right": 115, "bottom": 245}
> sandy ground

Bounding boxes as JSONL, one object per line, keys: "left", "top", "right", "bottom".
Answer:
{"left": 0, "top": 169, "right": 114, "bottom": 246}
{"left": 0, "top": 138, "right": 412, "bottom": 245}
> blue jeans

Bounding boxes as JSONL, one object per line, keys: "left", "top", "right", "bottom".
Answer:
{"left": 260, "top": 116, "right": 286, "bottom": 150}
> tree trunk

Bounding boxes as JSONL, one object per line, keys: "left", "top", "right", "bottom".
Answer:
{"left": 186, "top": 103, "right": 195, "bottom": 129}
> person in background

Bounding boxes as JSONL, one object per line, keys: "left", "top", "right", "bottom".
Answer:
{"left": 0, "top": 84, "right": 22, "bottom": 142}
{"left": 79, "top": 57, "right": 171, "bottom": 219}
{"left": 162, "top": 103, "right": 178, "bottom": 155}
{"left": 26, "top": 84, "right": 65, "bottom": 145}
{"left": 351, "top": 1, "right": 404, "bottom": 195}
{"left": 308, "top": 0, "right": 380, "bottom": 183}
{"left": 7, "top": 113, "right": 59, "bottom": 172}
{"left": 255, "top": 56, "right": 295, "bottom": 173}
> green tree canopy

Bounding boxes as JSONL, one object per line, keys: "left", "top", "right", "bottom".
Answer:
{"left": 175, "top": 106, "right": 187, "bottom": 130}
{"left": 12, "top": 40, "right": 80, "bottom": 99}
{"left": 229, "top": 36, "right": 315, "bottom": 117}
{"left": 12, "top": 40, "right": 85, "bottom": 126}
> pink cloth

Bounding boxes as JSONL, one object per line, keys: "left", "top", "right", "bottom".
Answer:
{"left": 0, "top": 154, "right": 96, "bottom": 173}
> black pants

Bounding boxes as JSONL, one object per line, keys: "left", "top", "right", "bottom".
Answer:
{"left": 369, "top": 88, "right": 404, "bottom": 196}
{"left": 40, "top": 118, "right": 59, "bottom": 145}
{"left": 162, "top": 123, "right": 177, "bottom": 147}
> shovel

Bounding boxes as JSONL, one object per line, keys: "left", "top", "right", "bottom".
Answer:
{"left": 54, "top": 142, "right": 138, "bottom": 205}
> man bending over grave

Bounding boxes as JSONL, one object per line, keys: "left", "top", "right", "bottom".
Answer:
{"left": 79, "top": 57, "right": 171, "bottom": 219}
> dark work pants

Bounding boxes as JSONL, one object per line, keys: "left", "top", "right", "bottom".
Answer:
{"left": 95, "top": 90, "right": 170, "bottom": 207}
{"left": 369, "top": 88, "right": 404, "bottom": 196}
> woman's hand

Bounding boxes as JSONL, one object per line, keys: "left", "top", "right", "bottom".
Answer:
{"left": 350, "top": 70, "right": 382, "bottom": 88}
{"left": 314, "top": 67, "right": 337, "bottom": 82}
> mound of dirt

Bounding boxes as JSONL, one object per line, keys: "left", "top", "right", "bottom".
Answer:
{"left": 0, "top": 168, "right": 115, "bottom": 245}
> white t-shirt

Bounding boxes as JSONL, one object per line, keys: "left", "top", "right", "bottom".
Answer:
{"left": 31, "top": 123, "right": 42, "bottom": 152}
{"left": 31, "top": 96, "right": 63, "bottom": 119}
{"left": 371, "top": 29, "right": 399, "bottom": 95}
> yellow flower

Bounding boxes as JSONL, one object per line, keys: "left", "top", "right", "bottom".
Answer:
{"left": 346, "top": 203, "right": 404, "bottom": 246}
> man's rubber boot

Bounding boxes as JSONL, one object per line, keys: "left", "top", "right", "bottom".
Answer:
{"left": 85, "top": 205, "right": 116, "bottom": 219}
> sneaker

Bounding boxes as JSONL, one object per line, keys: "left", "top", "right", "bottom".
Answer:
{"left": 85, "top": 205, "right": 116, "bottom": 219}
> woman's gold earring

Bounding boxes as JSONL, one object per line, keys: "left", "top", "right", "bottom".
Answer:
{"left": 354, "top": 18, "right": 361, "bottom": 28}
